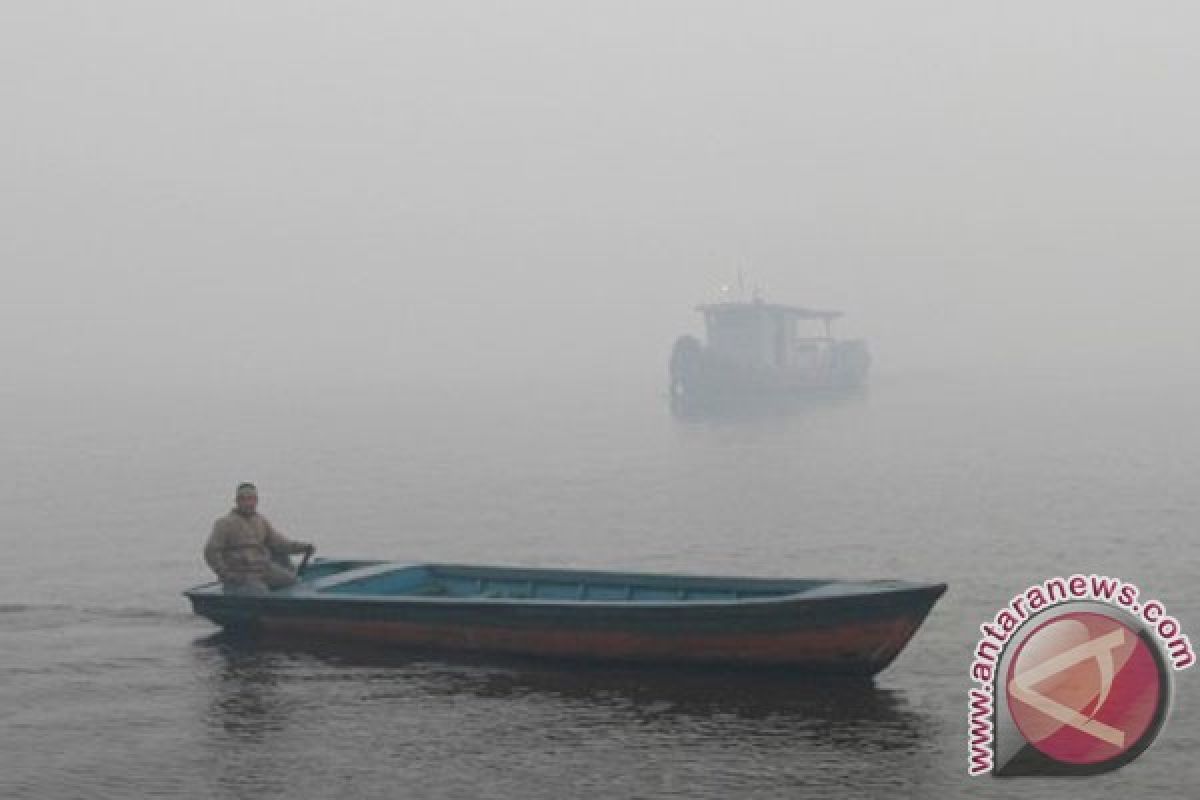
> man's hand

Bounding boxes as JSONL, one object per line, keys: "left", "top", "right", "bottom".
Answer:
{"left": 294, "top": 543, "right": 316, "bottom": 577}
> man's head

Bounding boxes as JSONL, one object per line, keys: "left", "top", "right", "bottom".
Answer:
{"left": 235, "top": 482, "right": 258, "bottom": 515}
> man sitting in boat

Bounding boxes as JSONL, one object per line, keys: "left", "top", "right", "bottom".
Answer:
{"left": 204, "top": 483, "right": 314, "bottom": 592}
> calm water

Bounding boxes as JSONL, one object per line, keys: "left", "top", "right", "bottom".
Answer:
{"left": 2, "top": 369, "right": 1197, "bottom": 798}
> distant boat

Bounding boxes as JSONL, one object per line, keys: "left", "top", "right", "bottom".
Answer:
{"left": 185, "top": 559, "right": 944, "bottom": 675}
{"left": 669, "top": 298, "right": 870, "bottom": 402}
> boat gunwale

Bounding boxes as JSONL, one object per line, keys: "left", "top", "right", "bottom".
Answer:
{"left": 183, "top": 560, "right": 947, "bottom": 612}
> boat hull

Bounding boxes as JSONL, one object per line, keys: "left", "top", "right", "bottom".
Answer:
{"left": 186, "top": 562, "right": 944, "bottom": 675}
{"left": 668, "top": 335, "right": 871, "bottom": 402}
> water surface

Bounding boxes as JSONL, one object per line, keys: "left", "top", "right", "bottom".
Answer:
{"left": 2, "top": 369, "right": 1196, "bottom": 798}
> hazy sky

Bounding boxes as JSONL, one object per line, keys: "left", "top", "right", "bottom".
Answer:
{"left": 4, "top": 2, "right": 1198, "bottom": 394}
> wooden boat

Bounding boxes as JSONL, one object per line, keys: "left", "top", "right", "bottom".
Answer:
{"left": 184, "top": 560, "right": 945, "bottom": 675}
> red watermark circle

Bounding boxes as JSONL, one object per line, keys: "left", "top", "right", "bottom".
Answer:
{"left": 1005, "top": 611, "right": 1164, "bottom": 766}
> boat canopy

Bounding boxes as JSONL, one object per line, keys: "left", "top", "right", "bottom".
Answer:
{"left": 695, "top": 301, "right": 843, "bottom": 322}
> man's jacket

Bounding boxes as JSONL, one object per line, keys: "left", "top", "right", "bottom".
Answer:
{"left": 204, "top": 510, "right": 309, "bottom": 583}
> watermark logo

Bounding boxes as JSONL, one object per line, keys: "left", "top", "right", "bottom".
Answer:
{"left": 968, "top": 575, "right": 1192, "bottom": 777}
{"left": 1005, "top": 609, "right": 1167, "bottom": 771}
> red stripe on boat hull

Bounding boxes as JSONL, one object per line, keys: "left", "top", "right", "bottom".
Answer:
{"left": 260, "top": 615, "right": 925, "bottom": 673}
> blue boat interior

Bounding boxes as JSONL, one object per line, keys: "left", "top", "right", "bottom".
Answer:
{"left": 297, "top": 560, "right": 831, "bottom": 603}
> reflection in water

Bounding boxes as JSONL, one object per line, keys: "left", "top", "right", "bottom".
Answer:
{"left": 195, "top": 634, "right": 300, "bottom": 800}
{"left": 202, "top": 636, "right": 293, "bottom": 738}
{"left": 195, "top": 631, "right": 931, "bottom": 757}
{"left": 668, "top": 388, "right": 868, "bottom": 424}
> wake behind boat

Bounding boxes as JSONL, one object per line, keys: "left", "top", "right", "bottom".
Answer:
{"left": 185, "top": 559, "right": 945, "bottom": 675}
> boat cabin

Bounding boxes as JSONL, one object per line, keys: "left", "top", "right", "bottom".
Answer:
{"left": 697, "top": 300, "right": 843, "bottom": 370}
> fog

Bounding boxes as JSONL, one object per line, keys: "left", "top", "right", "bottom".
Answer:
{"left": 4, "top": 1, "right": 1198, "bottom": 398}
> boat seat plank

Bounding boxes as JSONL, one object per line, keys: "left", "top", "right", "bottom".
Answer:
{"left": 307, "top": 563, "right": 417, "bottom": 592}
